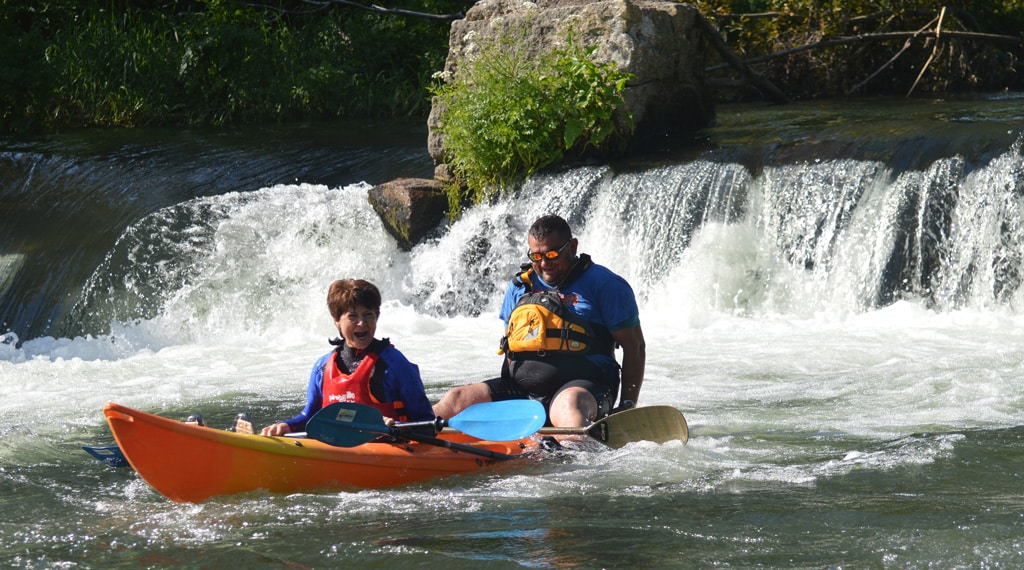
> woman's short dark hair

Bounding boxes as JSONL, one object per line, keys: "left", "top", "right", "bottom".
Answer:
{"left": 327, "top": 279, "right": 381, "bottom": 320}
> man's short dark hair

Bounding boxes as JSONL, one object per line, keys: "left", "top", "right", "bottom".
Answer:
{"left": 529, "top": 214, "right": 572, "bottom": 242}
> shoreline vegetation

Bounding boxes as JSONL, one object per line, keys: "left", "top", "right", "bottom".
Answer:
{"left": 0, "top": 0, "right": 464, "bottom": 134}
{"left": 1, "top": 1, "right": 1022, "bottom": 137}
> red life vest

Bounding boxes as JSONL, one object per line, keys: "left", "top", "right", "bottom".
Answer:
{"left": 322, "top": 349, "right": 406, "bottom": 421}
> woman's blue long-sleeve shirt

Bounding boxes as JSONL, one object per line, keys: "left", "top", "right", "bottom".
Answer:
{"left": 281, "top": 341, "right": 435, "bottom": 432}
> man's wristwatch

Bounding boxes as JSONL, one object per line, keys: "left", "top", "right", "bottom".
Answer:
{"left": 619, "top": 400, "right": 635, "bottom": 410}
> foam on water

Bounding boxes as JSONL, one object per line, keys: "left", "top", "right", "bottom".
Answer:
{"left": 3, "top": 145, "right": 1024, "bottom": 497}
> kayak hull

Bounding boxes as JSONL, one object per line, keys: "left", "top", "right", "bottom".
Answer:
{"left": 104, "top": 402, "right": 534, "bottom": 503}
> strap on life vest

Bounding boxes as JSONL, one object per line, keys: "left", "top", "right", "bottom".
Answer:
{"left": 322, "top": 338, "right": 406, "bottom": 421}
{"left": 501, "top": 254, "right": 614, "bottom": 357}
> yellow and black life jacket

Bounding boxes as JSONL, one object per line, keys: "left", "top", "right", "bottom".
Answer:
{"left": 499, "top": 254, "right": 614, "bottom": 358}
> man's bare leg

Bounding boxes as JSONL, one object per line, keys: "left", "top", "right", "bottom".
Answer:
{"left": 432, "top": 382, "right": 494, "bottom": 418}
{"left": 548, "top": 386, "right": 597, "bottom": 427}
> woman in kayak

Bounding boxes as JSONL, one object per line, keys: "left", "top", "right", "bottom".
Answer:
{"left": 260, "top": 279, "right": 435, "bottom": 436}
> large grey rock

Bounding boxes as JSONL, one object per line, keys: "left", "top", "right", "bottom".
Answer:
{"left": 428, "top": 0, "right": 710, "bottom": 164}
{"left": 367, "top": 178, "right": 449, "bottom": 251}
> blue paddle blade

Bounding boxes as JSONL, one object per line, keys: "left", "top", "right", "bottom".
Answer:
{"left": 82, "top": 445, "right": 130, "bottom": 468}
{"left": 306, "top": 402, "right": 391, "bottom": 447}
{"left": 447, "top": 400, "right": 546, "bottom": 441}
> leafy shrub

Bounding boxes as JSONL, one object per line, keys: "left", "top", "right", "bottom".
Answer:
{"left": 431, "top": 28, "right": 633, "bottom": 212}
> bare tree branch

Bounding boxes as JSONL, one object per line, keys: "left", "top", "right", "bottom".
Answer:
{"left": 711, "top": 12, "right": 784, "bottom": 20}
{"left": 907, "top": 7, "right": 946, "bottom": 97}
{"left": 847, "top": 14, "right": 938, "bottom": 95}
{"left": 245, "top": 0, "right": 466, "bottom": 21}
{"left": 708, "top": 28, "right": 1024, "bottom": 73}
{"left": 313, "top": 0, "right": 464, "bottom": 20}
{"left": 696, "top": 12, "right": 791, "bottom": 104}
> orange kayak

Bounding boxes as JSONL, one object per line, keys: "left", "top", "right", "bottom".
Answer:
{"left": 104, "top": 402, "right": 536, "bottom": 503}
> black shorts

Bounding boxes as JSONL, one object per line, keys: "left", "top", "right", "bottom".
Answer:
{"left": 483, "top": 355, "right": 617, "bottom": 418}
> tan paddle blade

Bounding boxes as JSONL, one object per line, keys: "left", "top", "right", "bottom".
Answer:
{"left": 538, "top": 405, "right": 689, "bottom": 448}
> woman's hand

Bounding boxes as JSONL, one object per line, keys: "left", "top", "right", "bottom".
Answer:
{"left": 261, "top": 422, "right": 292, "bottom": 436}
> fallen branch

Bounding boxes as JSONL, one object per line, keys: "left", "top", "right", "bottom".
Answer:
{"left": 696, "top": 12, "right": 791, "bottom": 104}
{"left": 712, "top": 12, "right": 784, "bottom": 20}
{"left": 708, "top": 29, "right": 1024, "bottom": 73}
{"left": 288, "top": 0, "right": 465, "bottom": 21}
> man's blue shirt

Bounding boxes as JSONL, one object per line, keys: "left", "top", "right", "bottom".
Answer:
{"left": 499, "top": 258, "right": 640, "bottom": 375}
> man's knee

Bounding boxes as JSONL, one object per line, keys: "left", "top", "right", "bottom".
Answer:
{"left": 549, "top": 387, "right": 598, "bottom": 427}
{"left": 434, "top": 383, "right": 492, "bottom": 417}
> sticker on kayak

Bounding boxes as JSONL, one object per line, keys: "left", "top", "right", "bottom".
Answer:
{"left": 334, "top": 408, "right": 358, "bottom": 423}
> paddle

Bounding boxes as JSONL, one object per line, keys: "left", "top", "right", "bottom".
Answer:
{"left": 82, "top": 444, "right": 130, "bottom": 468}
{"left": 398, "top": 399, "right": 546, "bottom": 441}
{"left": 308, "top": 400, "right": 544, "bottom": 447}
{"left": 306, "top": 401, "right": 544, "bottom": 461}
{"left": 536, "top": 405, "right": 689, "bottom": 449}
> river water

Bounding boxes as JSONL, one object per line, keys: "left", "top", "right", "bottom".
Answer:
{"left": 2, "top": 95, "right": 1024, "bottom": 568}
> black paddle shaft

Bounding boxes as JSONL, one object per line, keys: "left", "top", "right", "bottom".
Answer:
{"left": 397, "top": 430, "right": 521, "bottom": 461}
{"left": 394, "top": 417, "right": 447, "bottom": 433}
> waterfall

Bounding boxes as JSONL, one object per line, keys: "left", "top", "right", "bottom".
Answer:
{"left": 406, "top": 141, "right": 1024, "bottom": 320}
{"left": 1, "top": 114, "right": 1022, "bottom": 345}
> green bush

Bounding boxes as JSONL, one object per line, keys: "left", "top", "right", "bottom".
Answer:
{"left": 431, "top": 29, "right": 633, "bottom": 212}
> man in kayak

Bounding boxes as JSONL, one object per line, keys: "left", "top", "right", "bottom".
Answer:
{"left": 432, "top": 214, "right": 645, "bottom": 428}
{"left": 261, "top": 279, "right": 435, "bottom": 436}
